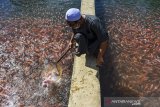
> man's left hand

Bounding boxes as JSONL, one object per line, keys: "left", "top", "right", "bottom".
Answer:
{"left": 96, "top": 55, "right": 104, "bottom": 67}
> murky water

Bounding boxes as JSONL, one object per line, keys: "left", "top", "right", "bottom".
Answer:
{"left": 96, "top": 0, "right": 160, "bottom": 97}
{"left": 0, "top": 0, "right": 80, "bottom": 106}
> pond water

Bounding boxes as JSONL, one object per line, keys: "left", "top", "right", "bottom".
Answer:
{"left": 96, "top": 0, "right": 160, "bottom": 97}
{"left": 0, "top": 0, "right": 80, "bottom": 107}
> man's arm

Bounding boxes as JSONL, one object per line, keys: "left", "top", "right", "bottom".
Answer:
{"left": 69, "top": 34, "right": 76, "bottom": 49}
{"left": 90, "top": 17, "right": 109, "bottom": 66}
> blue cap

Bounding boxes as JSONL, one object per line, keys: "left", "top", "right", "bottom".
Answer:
{"left": 65, "top": 8, "right": 81, "bottom": 21}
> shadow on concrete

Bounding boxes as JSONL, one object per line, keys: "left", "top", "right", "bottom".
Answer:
{"left": 84, "top": 47, "right": 117, "bottom": 107}
{"left": 85, "top": 55, "right": 100, "bottom": 79}
{"left": 85, "top": 55, "right": 98, "bottom": 71}
{"left": 98, "top": 47, "right": 121, "bottom": 107}
{"left": 99, "top": 49, "right": 113, "bottom": 107}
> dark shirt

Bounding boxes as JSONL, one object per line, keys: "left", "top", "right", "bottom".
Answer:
{"left": 72, "top": 15, "right": 109, "bottom": 43}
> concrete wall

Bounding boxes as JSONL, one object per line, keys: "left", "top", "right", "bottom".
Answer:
{"left": 68, "top": 0, "right": 101, "bottom": 107}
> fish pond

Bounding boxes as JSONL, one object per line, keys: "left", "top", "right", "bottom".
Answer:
{"left": 0, "top": 0, "right": 80, "bottom": 106}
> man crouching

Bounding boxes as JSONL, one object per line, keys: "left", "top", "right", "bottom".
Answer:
{"left": 65, "top": 8, "right": 109, "bottom": 67}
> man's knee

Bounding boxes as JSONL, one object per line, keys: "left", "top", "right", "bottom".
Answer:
{"left": 74, "top": 33, "right": 85, "bottom": 42}
{"left": 74, "top": 33, "right": 88, "bottom": 56}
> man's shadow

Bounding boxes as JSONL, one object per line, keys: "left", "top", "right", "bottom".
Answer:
{"left": 85, "top": 55, "right": 98, "bottom": 70}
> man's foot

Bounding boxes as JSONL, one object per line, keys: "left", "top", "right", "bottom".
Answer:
{"left": 75, "top": 47, "right": 83, "bottom": 56}
{"left": 75, "top": 51, "right": 82, "bottom": 56}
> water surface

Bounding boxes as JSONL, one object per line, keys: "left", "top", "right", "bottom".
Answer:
{"left": 96, "top": 0, "right": 160, "bottom": 97}
{"left": 0, "top": 0, "right": 80, "bottom": 106}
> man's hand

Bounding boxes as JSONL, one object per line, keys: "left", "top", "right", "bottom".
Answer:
{"left": 69, "top": 34, "right": 76, "bottom": 49}
{"left": 96, "top": 41, "right": 108, "bottom": 67}
{"left": 69, "top": 40, "right": 76, "bottom": 49}
{"left": 96, "top": 54, "right": 104, "bottom": 67}
{"left": 69, "top": 41, "right": 73, "bottom": 49}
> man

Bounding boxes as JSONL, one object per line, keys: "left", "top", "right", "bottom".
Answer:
{"left": 65, "top": 8, "right": 109, "bottom": 66}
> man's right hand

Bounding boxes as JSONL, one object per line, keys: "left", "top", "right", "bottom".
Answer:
{"left": 69, "top": 40, "right": 76, "bottom": 49}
